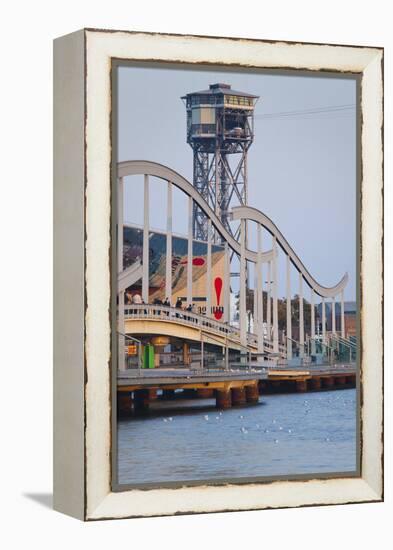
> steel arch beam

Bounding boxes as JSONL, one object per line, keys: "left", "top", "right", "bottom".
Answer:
{"left": 117, "top": 160, "right": 273, "bottom": 264}
{"left": 231, "top": 205, "right": 348, "bottom": 298}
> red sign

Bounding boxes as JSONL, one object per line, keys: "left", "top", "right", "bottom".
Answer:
{"left": 213, "top": 277, "right": 223, "bottom": 320}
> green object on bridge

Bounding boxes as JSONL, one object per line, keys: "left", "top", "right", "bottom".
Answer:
{"left": 143, "top": 344, "right": 155, "bottom": 369}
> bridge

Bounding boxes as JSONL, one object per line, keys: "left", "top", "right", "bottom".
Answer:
{"left": 116, "top": 160, "right": 356, "bottom": 411}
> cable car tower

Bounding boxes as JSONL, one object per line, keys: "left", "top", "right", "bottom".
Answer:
{"left": 182, "top": 83, "right": 258, "bottom": 242}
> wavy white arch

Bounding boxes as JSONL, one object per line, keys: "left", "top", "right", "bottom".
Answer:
{"left": 118, "top": 160, "right": 347, "bottom": 298}
{"left": 231, "top": 206, "right": 348, "bottom": 298}
{"left": 118, "top": 160, "right": 274, "bottom": 264}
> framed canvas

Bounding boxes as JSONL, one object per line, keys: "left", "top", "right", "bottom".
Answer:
{"left": 53, "top": 28, "right": 383, "bottom": 520}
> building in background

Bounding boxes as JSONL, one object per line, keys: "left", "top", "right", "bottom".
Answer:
{"left": 317, "top": 301, "right": 357, "bottom": 338}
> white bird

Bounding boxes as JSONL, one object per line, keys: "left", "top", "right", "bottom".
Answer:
{"left": 279, "top": 426, "right": 283, "bottom": 430}
{"left": 274, "top": 439, "right": 279, "bottom": 444}
{"left": 288, "top": 429, "right": 292, "bottom": 433}
{"left": 204, "top": 415, "right": 209, "bottom": 421}
{"left": 168, "top": 417, "right": 173, "bottom": 421}
{"left": 239, "top": 415, "right": 244, "bottom": 419}
{"left": 163, "top": 418, "right": 168, "bottom": 422}
{"left": 241, "top": 427, "right": 248, "bottom": 434}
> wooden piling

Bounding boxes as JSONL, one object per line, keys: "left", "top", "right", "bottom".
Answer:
{"left": 162, "top": 389, "right": 176, "bottom": 400}
{"left": 117, "top": 392, "right": 133, "bottom": 415}
{"left": 296, "top": 380, "right": 308, "bottom": 392}
{"left": 231, "top": 387, "right": 246, "bottom": 405}
{"left": 310, "top": 377, "right": 321, "bottom": 390}
{"left": 245, "top": 383, "right": 259, "bottom": 403}
{"left": 216, "top": 389, "right": 232, "bottom": 409}
{"left": 322, "top": 377, "right": 334, "bottom": 389}
{"left": 134, "top": 389, "right": 150, "bottom": 412}
{"left": 148, "top": 388, "right": 158, "bottom": 400}
{"left": 347, "top": 375, "right": 356, "bottom": 386}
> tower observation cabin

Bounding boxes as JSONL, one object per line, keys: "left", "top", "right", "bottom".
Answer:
{"left": 182, "top": 83, "right": 259, "bottom": 241}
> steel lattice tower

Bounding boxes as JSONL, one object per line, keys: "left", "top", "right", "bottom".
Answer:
{"left": 182, "top": 83, "right": 258, "bottom": 241}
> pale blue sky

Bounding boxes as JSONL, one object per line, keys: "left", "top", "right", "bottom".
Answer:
{"left": 117, "top": 64, "right": 357, "bottom": 301}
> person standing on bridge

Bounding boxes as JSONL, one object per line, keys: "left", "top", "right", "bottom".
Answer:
{"left": 132, "top": 293, "right": 142, "bottom": 305}
{"left": 131, "top": 292, "right": 142, "bottom": 315}
{"left": 163, "top": 297, "right": 171, "bottom": 316}
{"left": 175, "top": 297, "right": 183, "bottom": 319}
{"left": 185, "top": 303, "right": 193, "bottom": 322}
{"left": 125, "top": 289, "right": 133, "bottom": 305}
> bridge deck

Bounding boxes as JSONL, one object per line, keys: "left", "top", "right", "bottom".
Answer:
{"left": 118, "top": 368, "right": 266, "bottom": 390}
{"left": 118, "top": 363, "right": 356, "bottom": 388}
{"left": 123, "top": 304, "right": 286, "bottom": 355}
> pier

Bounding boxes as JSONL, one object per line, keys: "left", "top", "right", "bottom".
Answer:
{"left": 117, "top": 363, "right": 356, "bottom": 414}
{"left": 116, "top": 160, "right": 357, "bottom": 417}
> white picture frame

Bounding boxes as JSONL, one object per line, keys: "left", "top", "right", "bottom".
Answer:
{"left": 53, "top": 28, "right": 383, "bottom": 520}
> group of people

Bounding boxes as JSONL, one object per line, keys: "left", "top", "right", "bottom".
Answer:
{"left": 124, "top": 291, "right": 198, "bottom": 319}
{"left": 153, "top": 297, "right": 171, "bottom": 308}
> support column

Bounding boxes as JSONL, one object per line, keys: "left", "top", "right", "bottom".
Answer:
{"left": 206, "top": 219, "right": 212, "bottom": 318}
{"left": 341, "top": 289, "right": 345, "bottom": 338}
{"left": 118, "top": 176, "right": 125, "bottom": 371}
{"left": 118, "top": 293, "right": 125, "bottom": 371}
{"left": 299, "top": 272, "right": 304, "bottom": 358}
{"left": 216, "top": 388, "right": 232, "bottom": 409}
{"left": 224, "top": 242, "right": 231, "bottom": 323}
{"left": 310, "top": 378, "right": 321, "bottom": 390}
{"left": 267, "top": 261, "right": 271, "bottom": 342}
{"left": 239, "top": 218, "right": 247, "bottom": 348}
{"left": 148, "top": 389, "right": 157, "bottom": 400}
{"left": 183, "top": 342, "right": 190, "bottom": 366}
{"left": 117, "top": 391, "right": 132, "bottom": 415}
{"left": 257, "top": 225, "right": 264, "bottom": 353}
{"left": 142, "top": 175, "right": 149, "bottom": 304}
{"left": 187, "top": 196, "right": 193, "bottom": 306}
{"left": 322, "top": 297, "right": 326, "bottom": 345}
{"left": 253, "top": 261, "right": 258, "bottom": 334}
{"left": 286, "top": 254, "right": 292, "bottom": 360}
{"left": 322, "top": 377, "right": 334, "bottom": 389}
{"left": 245, "top": 382, "right": 259, "bottom": 403}
{"left": 332, "top": 296, "right": 336, "bottom": 334}
{"left": 165, "top": 181, "right": 172, "bottom": 304}
{"left": 272, "top": 237, "right": 279, "bottom": 353}
{"left": 296, "top": 380, "right": 308, "bottom": 392}
{"left": 311, "top": 288, "right": 316, "bottom": 355}
{"left": 118, "top": 176, "right": 124, "bottom": 274}
{"left": 232, "top": 387, "right": 246, "bottom": 406}
{"left": 134, "top": 389, "right": 150, "bottom": 413}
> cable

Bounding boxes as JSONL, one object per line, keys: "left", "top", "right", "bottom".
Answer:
{"left": 255, "top": 103, "right": 356, "bottom": 120}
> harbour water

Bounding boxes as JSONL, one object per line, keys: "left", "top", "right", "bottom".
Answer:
{"left": 117, "top": 388, "right": 357, "bottom": 485}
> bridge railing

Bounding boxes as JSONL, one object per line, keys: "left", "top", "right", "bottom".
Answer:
{"left": 124, "top": 304, "right": 286, "bottom": 356}
{"left": 124, "top": 304, "right": 237, "bottom": 338}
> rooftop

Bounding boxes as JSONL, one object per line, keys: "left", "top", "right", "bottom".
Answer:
{"left": 182, "top": 83, "right": 259, "bottom": 99}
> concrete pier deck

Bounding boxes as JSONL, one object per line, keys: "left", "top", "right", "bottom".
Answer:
{"left": 117, "top": 363, "right": 357, "bottom": 414}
